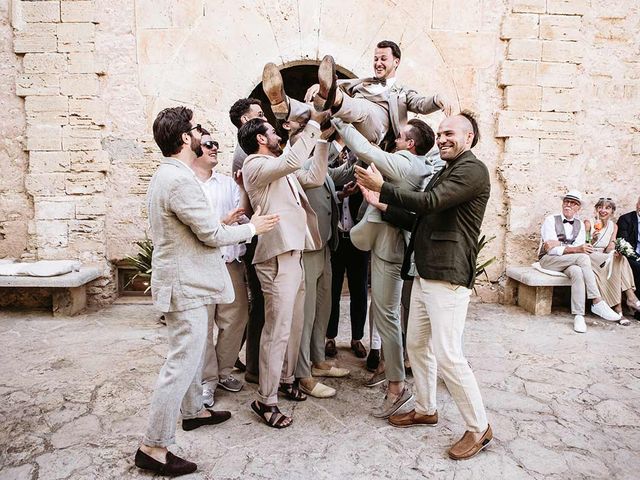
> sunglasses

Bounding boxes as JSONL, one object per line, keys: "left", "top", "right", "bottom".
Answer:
{"left": 187, "top": 124, "right": 203, "bottom": 134}
{"left": 201, "top": 140, "right": 219, "bottom": 150}
{"left": 598, "top": 197, "right": 612, "bottom": 201}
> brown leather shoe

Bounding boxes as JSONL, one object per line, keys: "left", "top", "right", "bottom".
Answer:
{"left": 262, "top": 62, "right": 289, "bottom": 119}
{"left": 313, "top": 55, "right": 337, "bottom": 112}
{"left": 388, "top": 409, "right": 438, "bottom": 428}
{"left": 181, "top": 409, "right": 231, "bottom": 431}
{"left": 134, "top": 449, "right": 197, "bottom": 477}
{"left": 448, "top": 425, "right": 493, "bottom": 460}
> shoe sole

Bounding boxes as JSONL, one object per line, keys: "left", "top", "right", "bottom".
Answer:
{"left": 372, "top": 393, "right": 414, "bottom": 419}
{"left": 389, "top": 421, "right": 438, "bottom": 429}
{"left": 218, "top": 383, "right": 243, "bottom": 393}
{"left": 262, "top": 63, "right": 288, "bottom": 119}
{"left": 314, "top": 55, "right": 336, "bottom": 111}
{"left": 364, "top": 377, "right": 386, "bottom": 388}
{"left": 448, "top": 437, "right": 492, "bottom": 460}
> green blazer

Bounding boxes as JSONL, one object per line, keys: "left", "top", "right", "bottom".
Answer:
{"left": 379, "top": 150, "right": 490, "bottom": 289}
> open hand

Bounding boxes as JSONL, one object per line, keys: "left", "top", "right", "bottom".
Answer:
{"left": 222, "top": 207, "right": 245, "bottom": 226}
{"left": 250, "top": 205, "right": 280, "bottom": 235}
{"left": 359, "top": 185, "right": 387, "bottom": 212}
{"left": 355, "top": 163, "right": 384, "bottom": 192}
{"left": 434, "top": 93, "right": 453, "bottom": 116}
{"left": 304, "top": 83, "right": 320, "bottom": 103}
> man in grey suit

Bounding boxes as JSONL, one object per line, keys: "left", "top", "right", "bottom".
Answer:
{"left": 333, "top": 116, "right": 437, "bottom": 418}
{"left": 135, "top": 107, "right": 278, "bottom": 476}
{"left": 263, "top": 40, "right": 451, "bottom": 151}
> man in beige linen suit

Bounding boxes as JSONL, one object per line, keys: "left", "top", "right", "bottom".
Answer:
{"left": 135, "top": 107, "right": 278, "bottom": 477}
{"left": 240, "top": 112, "right": 328, "bottom": 428}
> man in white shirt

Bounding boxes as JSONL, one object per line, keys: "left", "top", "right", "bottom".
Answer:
{"left": 191, "top": 132, "right": 252, "bottom": 406}
{"left": 539, "top": 190, "right": 621, "bottom": 333}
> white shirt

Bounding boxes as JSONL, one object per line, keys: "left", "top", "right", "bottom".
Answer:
{"left": 198, "top": 172, "right": 250, "bottom": 263}
{"left": 363, "top": 76, "right": 397, "bottom": 96}
{"left": 339, "top": 196, "right": 355, "bottom": 232}
{"left": 540, "top": 213, "right": 585, "bottom": 256}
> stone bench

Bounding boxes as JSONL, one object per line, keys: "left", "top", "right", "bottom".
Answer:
{"left": 506, "top": 266, "right": 571, "bottom": 315}
{"left": 0, "top": 266, "right": 102, "bottom": 316}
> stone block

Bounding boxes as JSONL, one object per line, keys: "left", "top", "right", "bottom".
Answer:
{"left": 25, "top": 173, "right": 66, "bottom": 196}
{"left": 69, "top": 98, "right": 106, "bottom": 125}
{"left": 62, "top": 126, "right": 102, "bottom": 151}
{"left": 29, "top": 151, "right": 71, "bottom": 173}
{"left": 537, "top": 62, "right": 579, "bottom": 87}
{"left": 67, "top": 52, "right": 97, "bottom": 73}
{"left": 507, "top": 39, "right": 542, "bottom": 61}
{"left": 15, "top": 74, "right": 60, "bottom": 96}
{"left": 541, "top": 87, "right": 582, "bottom": 112}
{"left": 541, "top": 40, "right": 583, "bottom": 63}
{"left": 498, "top": 61, "right": 537, "bottom": 87}
{"left": 35, "top": 219, "right": 69, "bottom": 248}
{"left": 504, "top": 137, "right": 540, "bottom": 153}
{"left": 53, "top": 286, "right": 88, "bottom": 316}
{"left": 432, "top": 0, "right": 482, "bottom": 31}
{"left": 14, "top": 33, "right": 58, "bottom": 53}
{"left": 518, "top": 284, "right": 553, "bottom": 315}
{"left": 65, "top": 172, "right": 106, "bottom": 194}
{"left": 512, "top": 0, "right": 546, "bottom": 13}
{"left": 20, "top": 1, "right": 61, "bottom": 23}
{"left": 500, "top": 14, "right": 539, "bottom": 40}
{"left": 547, "top": 0, "right": 588, "bottom": 15}
{"left": 61, "top": 1, "right": 96, "bottom": 23}
{"left": 496, "top": 111, "right": 576, "bottom": 139}
{"left": 137, "top": 28, "right": 186, "bottom": 65}
{"left": 540, "top": 138, "right": 582, "bottom": 155}
{"left": 70, "top": 150, "right": 109, "bottom": 172}
{"left": 35, "top": 198, "right": 77, "bottom": 220}
{"left": 25, "top": 96, "right": 68, "bottom": 126}
{"left": 427, "top": 32, "right": 496, "bottom": 68}
{"left": 76, "top": 196, "right": 106, "bottom": 218}
{"left": 22, "top": 53, "right": 67, "bottom": 74}
{"left": 60, "top": 74, "right": 99, "bottom": 96}
{"left": 26, "top": 125, "right": 63, "bottom": 151}
{"left": 540, "top": 15, "right": 582, "bottom": 41}
{"left": 57, "top": 23, "right": 95, "bottom": 52}
{"left": 504, "top": 85, "right": 542, "bottom": 111}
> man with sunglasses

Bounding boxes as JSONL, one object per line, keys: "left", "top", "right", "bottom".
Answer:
{"left": 136, "top": 107, "right": 279, "bottom": 476}
{"left": 191, "top": 131, "right": 252, "bottom": 408}
{"left": 539, "top": 190, "right": 622, "bottom": 333}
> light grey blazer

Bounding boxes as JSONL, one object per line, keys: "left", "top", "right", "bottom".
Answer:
{"left": 333, "top": 119, "right": 431, "bottom": 263}
{"left": 147, "top": 158, "right": 254, "bottom": 312}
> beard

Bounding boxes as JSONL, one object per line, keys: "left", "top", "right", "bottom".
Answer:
{"left": 267, "top": 139, "right": 283, "bottom": 156}
{"left": 190, "top": 135, "right": 203, "bottom": 158}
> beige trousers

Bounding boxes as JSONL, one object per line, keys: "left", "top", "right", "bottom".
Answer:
{"left": 407, "top": 277, "right": 488, "bottom": 433}
{"left": 201, "top": 260, "right": 249, "bottom": 388}
{"left": 590, "top": 252, "right": 636, "bottom": 307}
{"left": 539, "top": 253, "right": 600, "bottom": 315}
{"left": 255, "top": 251, "right": 305, "bottom": 405}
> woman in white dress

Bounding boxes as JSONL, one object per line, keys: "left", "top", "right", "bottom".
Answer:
{"left": 584, "top": 198, "right": 640, "bottom": 323}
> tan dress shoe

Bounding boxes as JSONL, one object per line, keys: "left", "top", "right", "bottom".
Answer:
{"left": 448, "top": 425, "right": 493, "bottom": 460}
{"left": 311, "top": 366, "right": 349, "bottom": 378}
{"left": 388, "top": 409, "right": 438, "bottom": 428}
{"left": 262, "top": 63, "right": 289, "bottom": 119}
{"left": 299, "top": 381, "right": 336, "bottom": 398}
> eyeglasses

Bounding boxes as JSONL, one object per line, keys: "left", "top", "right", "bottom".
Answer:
{"left": 201, "top": 140, "right": 219, "bottom": 150}
{"left": 187, "top": 124, "right": 203, "bottom": 134}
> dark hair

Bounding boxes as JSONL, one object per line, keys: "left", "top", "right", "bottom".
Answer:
{"left": 405, "top": 119, "right": 435, "bottom": 156}
{"left": 377, "top": 40, "right": 401, "bottom": 60}
{"left": 229, "top": 98, "right": 263, "bottom": 129}
{"left": 460, "top": 110, "right": 480, "bottom": 148}
{"left": 238, "top": 118, "right": 269, "bottom": 155}
{"left": 152, "top": 106, "right": 193, "bottom": 157}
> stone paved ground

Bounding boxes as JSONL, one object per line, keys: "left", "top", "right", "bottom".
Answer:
{"left": 1, "top": 301, "right": 639, "bottom": 480}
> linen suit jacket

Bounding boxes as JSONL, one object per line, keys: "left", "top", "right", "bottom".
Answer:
{"left": 303, "top": 173, "right": 340, "bottom": 252}
{"left": 333, "top": 119, "right": 431, "bottom": 263}
{"left": 242, "top": 123, "right": 326, "bottom": 264}
{"left": 617, "top": 211, "right": 639, "bottom": 252}
{"left": 147, "top": 158, "right": 254, "bottom": 313}
{"left": 379, "top": 150, "right": 490, "bottom": 289}
{"left": 338, "top": 78, "right": 440, "bottom": 138}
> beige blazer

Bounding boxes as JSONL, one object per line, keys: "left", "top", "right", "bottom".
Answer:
{"left": 147, "top": 158, "right": 254, "bottom": 312}
{"left": 338, "top": 78, "right": 439, "bottom": 138}
{"left": 242, "top": 124, "right": 327, "bottom": 264}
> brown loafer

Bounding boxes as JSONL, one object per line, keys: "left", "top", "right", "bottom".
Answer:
{"left": 134, "top": 449, "right": 197, "bottom": 477}
{"left": 448, "top": 425, "right": 493, "bottom": 460}
{"left": 325, "top": 339, "right": 337, "bottom": 357}
{"left": 351, "top": 340, "right": 367, "bottom": 358}
{"left": 182, "top": 409, "right": 231, "bottom": 431}
{"left": 388, "top": 409, "right": 438, "bottom": 428}
{"left": 313, "top": 55, "right": 337, "bottom": 112}
{"left": 262, "top": 62, "right": 289, "bottom": 119}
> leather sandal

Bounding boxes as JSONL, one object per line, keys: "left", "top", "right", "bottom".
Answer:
{"left": 278, "top": 381, "right": 307, "bottom": 401}
{"left": 251, "top": 400, "right": 292, "bottom": 429}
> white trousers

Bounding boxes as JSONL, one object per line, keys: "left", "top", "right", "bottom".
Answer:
{"left": 407, "top": 277, "right": 488, "bottom": 432}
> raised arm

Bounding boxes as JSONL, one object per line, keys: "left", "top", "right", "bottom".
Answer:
{"left": 405, "top": 88, "right": 440, "bottom": 115}
{"left": 295, "top": 140, "right": 328, "bottom": 188}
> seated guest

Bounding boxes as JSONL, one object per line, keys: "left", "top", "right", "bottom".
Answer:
{"left": 616, "top": 196, "right": 640, "bottom": 320}
{"left": 584, "top": 198, "right": 640, "bottom": 324}
{"left": 539, "top": 190, "right": 621, "bottom": 333}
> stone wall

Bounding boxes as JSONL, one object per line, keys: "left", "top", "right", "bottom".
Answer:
{"left": 0, "top": 0, "right": 638, "bottom": 306}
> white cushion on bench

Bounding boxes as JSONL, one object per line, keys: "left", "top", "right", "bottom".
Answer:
{"left": 506, "top": 265, "right": 571, "bottom": 286}
{"left": 0, "top": 260, "right": 81, "bottom": 277}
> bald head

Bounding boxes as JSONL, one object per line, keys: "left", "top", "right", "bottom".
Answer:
{"left": 436, "top": 112, "right": 479, "bottom": 161}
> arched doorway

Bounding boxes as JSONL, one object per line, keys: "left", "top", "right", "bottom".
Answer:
{"left": 248, "top": 63, "right": 353, "bottom": 138}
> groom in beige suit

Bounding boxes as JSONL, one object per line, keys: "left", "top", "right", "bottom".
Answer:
{"left": 239, "top": 110, "right": 329, "bottom": 428}
{"left": 135, "top": 107, "right": 279, "bottom": 476}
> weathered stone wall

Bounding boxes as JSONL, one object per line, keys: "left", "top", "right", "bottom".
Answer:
{"left": 1, "top": 0, "right": 638, "bottom": 305}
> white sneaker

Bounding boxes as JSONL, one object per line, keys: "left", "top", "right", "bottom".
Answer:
{"left": 203, "top": 388, "right": 215, "bottom": 408}
{"left": 573, "top": 315, "right": 587, "bottom": 333}
{"left": 591, "top": 301, "right": 622, "bottom": 321}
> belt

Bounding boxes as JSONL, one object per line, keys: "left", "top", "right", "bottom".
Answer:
{"left": 339, "top": 231, "right": 351, "bottom": 239}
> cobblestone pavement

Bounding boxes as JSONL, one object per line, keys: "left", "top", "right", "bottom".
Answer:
{"left": 1, "top": 301, "right": 639, "bottom": 480}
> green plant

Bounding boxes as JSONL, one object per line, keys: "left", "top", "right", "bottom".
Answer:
{"left": 475, "top": 234, "right": 496, "bottom": 279}
{"left": 124, "top": 237, "right": 154, "bottom": 293}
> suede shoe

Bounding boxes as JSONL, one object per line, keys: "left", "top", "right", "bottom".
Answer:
{"left": 134, "top": 449, "right": 197, "bottom": 477}
{"left": 366, "top": 348, "right": 380, "bottom": 372}
{"left": 372, "top": 387, "right": 413, "bottom": 419}
{"left": 448, "top": 425, "right": 493, "bottom": 460}
{"left": 262, "top": 62, "right": 289, "bottom": 119}
{"left": 313, "top": 55, "right": 337, "bottom": 112}
{"left": 182, "top": 409, "right": 231, "bottom": 431}
{"left": 364, "top": 371, "right": 386, "bottom": 388}
{"left": 325, "top": 338, "right": 337, "bottom": 357}
{"left": 218, "top": 374, "right": 243, "bottom": 392}
{"left": 389, "top": 409, "right": 438, "bottom": 428}
{"left": 351, "top": 340, "right": 367, "bottom": 358}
